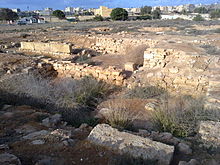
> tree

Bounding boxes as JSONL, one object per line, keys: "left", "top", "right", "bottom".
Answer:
{"left": 93, "top": 15, "right": 104, "bottom": 21}
{"left": 52, "top": 10, "right": 66, "bottom": 19}
{"left": 210, "top": 9, "right": 220, "bottom": 19}
{"left": 194, "top": 7, "right": 208, "bottom": 14}
{"left": 0, "top": 8, "right": 18, "bottom": 21}
{"left": 140, "top": 6, "right": 152, "bottom": 15}
{"left": 193, "top": 14, "right": 205, "bottom": 21}
{"left": 110, "top": 8, "right": 128, "bottom": 21}
{"left": 152, "top": 8, "right": 161, "bottom": 19}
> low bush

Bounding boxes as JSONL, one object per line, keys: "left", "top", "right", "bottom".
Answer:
{"left": 124, "top": 86, "right": 166, "bottom": 99}
{"left": 75, "top": 76, "right": 113, "bottom": 108}
{"left": 93, "top": 15, "right": 104, "bottom": 21}
{"left": 151, "top": 95, "right": 207, "bottom": 137}
{"left": 0, "top": 74, "right": 114, "bottom": 126}
{"left": 104, "top": 100, "right": 140, "bottom": 130}
{"left": 214, "top": 28, "right": 220, "bottom": 33}
{"left": 193, "top": 15, "right": 205, "bottom": 21}
{"left": 136, "top": 15, "right": 152, "bottom": 20}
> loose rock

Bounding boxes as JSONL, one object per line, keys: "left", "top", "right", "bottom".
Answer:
{"left": 88, "top": 124, "right": 174, "bottom": 165}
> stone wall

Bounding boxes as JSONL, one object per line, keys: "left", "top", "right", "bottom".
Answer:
{"left": 132, "top": 48, "right": 220, "bottom": 96}
{"left": 42, "top": 59, "right": 126, "bottom": 86}
{"left": 20, "top": 42, "right": 73, "bottom": 58}
{"left": 91, "top": 37, "right": 158, "bottom": 54}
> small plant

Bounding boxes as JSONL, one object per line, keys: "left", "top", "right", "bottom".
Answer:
{"left": 151, "top": 95, "right": 205, "bottom": 137}
{"left": 193, "top": 15, "right": 205, "bottom": 21}
{"left": 214, "top": 28, "right": 220, "bottom": 33}
{"left": 75, "top": 76, "right": 114, "bottom": 108}
{"left": 93, "top": 15, "right": 104, "bottom": 21}
{"left": 124, "top": 86, "right": 166, "bottom": 99}
{"left": 104, "top": 100, "right": 140, "bottom": 130}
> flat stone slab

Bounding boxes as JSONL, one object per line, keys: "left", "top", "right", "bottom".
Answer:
{"left": 88, "top": 124, "right": 174, "bottom": 165}
{"left": 199, "top": 121, "right": 220, "bottom": 146}
{"left": 22, "top": 130, "right": 49, "bottom": 140}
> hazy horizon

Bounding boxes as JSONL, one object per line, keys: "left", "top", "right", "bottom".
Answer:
{"left": 0, "top": 0, "right": 219, "bottom": 11}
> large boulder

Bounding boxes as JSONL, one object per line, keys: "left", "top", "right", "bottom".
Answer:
{"left": 198, "top": 121, "right": 220, "bottom": 146}
{"left": 0, "top": 153, "right": 21, "bottom": 165}
{"left": 88, "top": 124, "right": 174, "bottom": 165}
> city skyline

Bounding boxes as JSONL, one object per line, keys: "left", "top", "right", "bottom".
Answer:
{"left": 0, "top": 0, "right": 219, "bottom": 11}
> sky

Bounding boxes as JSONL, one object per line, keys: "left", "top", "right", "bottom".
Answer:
{"left": 0, "top": 0, "right": 219, "bottom": 11}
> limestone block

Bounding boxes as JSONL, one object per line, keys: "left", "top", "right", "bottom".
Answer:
{"left": 20, "top": 42, "right": 72, "bottom": 54}
{"left": 115, "top": 80, "right": 123, "bottom": 86}
{"left": 169, "top": 67, "right": 179, "bottom": 74}
{"left": 144, "top": 53, "right": 155, "bottom": 60}
{"left": 124, "top": 62, "right": 136, "bottom": 72}
{"left": 99, "top": 74, "right": 108, "bottom": 80}
{"left": 88, "top": 124, "right": 174, "bottom": 165}
{"left": 20, "top": 42, "right": 35, "bottom": 50}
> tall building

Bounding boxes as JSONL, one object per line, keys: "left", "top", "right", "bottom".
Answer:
{"left": 94, "top": 6, "right": 112, "bottom": 17}
{"left": 39, "top": 8, "right": 53, "bottom": 16}
{"left": 65, "top": 7, "right": 74, "bottom": 13}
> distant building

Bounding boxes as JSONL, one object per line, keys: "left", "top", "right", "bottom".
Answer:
{"left": 125, "top": 8, "right": 141, "bottom": 16}
{"left": 94, "top": 6, "right": 112, "bottom": 17}
{"left": 65, "top": 7, "right": 74, "bottom": 13}
{"left": 161, "top": 13, "right": 210, "bottom": 20}
{"left": 18, "top": 16, "right": 38, "bottom": 24}
{"left": 39, "top": 8, "right": 53, "bottom": 16}
{"left": 12, "top": 8, "right": 21, "bottom": 13}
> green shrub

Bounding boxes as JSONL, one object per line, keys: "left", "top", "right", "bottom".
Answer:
{"left": 194, "top": 7, "right": 208, "bottom": 14}
{"left": 151, "top": 96, "right": 205, "bottom": 137}
{"left": 210, "top": 9, "right": 220, "bottom": 19}
{"left": 110, "top": 8, "right": 128, "bottom": 21}
{"left": 193, "top": 15, "right": 205, "bottom": 21}
{"left": 152, "top": 8, "right": 161, "bottom": 19}
{"left": 52, "top": 10, "right": 66, "bottom": 19}
{"left": 93, "top": 15, "right": 104, "bottom": 21}
{"left": 137, "top": 15, "right": 152, "bottom": 20}
{"left": 0, "top": 8, "right": 18, "bottom": 21}
{"left": 214, "top": 28, "right": 220, "bottom": 33}
{"left": 124, "top": 86, "right": 166, "bottom": 99}
{"left": 75, "top": 76, "right": 113, "bottom": 108}
{"left": 140, "top": 6, "right": 152, "bottom": 15}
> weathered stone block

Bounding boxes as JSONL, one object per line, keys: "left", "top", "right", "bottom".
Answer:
{"left": 20, "top": 42, "right": 72, "bottom": 54}
{"left": 88, "top": 124, "right": 174, "bottom": 165}
{"left": 124, "top": 62, "right": 136, "bottom": 72}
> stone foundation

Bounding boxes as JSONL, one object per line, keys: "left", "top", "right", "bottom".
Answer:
{"left": 127, "top": 48, "right": 220, "bottom": 98}
{"left": 41, "top": 59, "right": 126, "bottom": 86}
{"left": 20, "top": 42, "right": 73, "bottom": 58}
